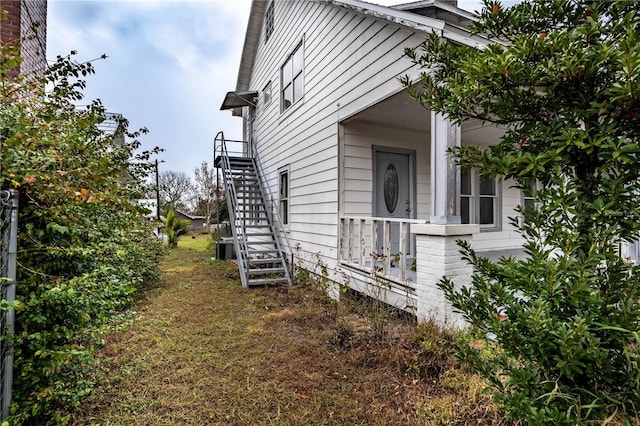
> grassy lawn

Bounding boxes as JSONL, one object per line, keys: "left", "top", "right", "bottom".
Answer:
{"left": 69, "top": 234, "right": 511, "bottom": 425}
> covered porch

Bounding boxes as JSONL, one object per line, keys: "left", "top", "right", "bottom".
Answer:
{"left": 337, "top": 89, "right": 519, "bottom": 324}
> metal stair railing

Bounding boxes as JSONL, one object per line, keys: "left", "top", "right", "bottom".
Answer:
{"left": 251, "top": 150, "right": 294, "bottom": 274}
{"left": 247, "top": 156, "right": 292, "bottom": 285}
{"left": 214, "top": 132, "right": 251, "bottom": 288}
{"left": 214, "top": 131, "right": 292, "bottom": 286}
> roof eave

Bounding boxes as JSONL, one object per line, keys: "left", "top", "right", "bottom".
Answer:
{"left": 321, "top": 0, "right": 446, "bottom": 32}
{"left": 235, "top": 1, "right": 267, "bottom": 92}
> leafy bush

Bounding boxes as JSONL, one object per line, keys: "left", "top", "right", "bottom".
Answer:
{"left": 404, "top": 0, "right": 640, "bottom": 423}
{"left": 0, "top": 46, "right": 164, "bottom": 423}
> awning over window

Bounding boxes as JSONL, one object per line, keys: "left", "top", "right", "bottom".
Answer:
{"left": 220, "top": 90, "right": 258, "bottom": 110}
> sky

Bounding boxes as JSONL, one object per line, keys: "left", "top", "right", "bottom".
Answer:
{"left": 46, "top": 0, "right": 486, "bottom": 180}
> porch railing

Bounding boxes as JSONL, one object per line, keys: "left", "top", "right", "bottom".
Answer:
{"left": 339, "top": 216, "right": 427, "bottom": 287}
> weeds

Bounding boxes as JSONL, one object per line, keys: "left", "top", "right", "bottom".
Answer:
{"left": 67, "top": 235, "right": 512, "bottom": 425}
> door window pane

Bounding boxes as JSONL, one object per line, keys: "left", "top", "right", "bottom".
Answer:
{"left": 383, "top": 164, "right": 399, "bottom": 214}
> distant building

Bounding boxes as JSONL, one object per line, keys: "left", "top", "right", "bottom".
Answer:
{"left": 175, "top": 210, "right": 206, "bottom": 231}
{"left": 138, "top": 199, "right": 158, "bottom": 220}
{"left": 98, "top": 112, "right": 126, "bottom": 146}
{"left": 0, "top": 0, "right": 48, "bottom": 77}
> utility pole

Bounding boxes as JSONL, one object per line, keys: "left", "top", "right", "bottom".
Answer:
{"left": 155, "top": 159, "right": 162, "bottom": 221}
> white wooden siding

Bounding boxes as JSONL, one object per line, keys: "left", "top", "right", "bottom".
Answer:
{"left": 342, "top": 121, "right": 430, "bottom": 219}
{"left": 244, "top": 1, "right": 523, "bottom": 280}
{"left": 246, "top": 1, "right": 433, "bottom": 273}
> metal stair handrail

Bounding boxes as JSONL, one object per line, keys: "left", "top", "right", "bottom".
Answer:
{"left": 214, "top": 131, "right": 251, "bottom": 288}
{"left": 249, "top": 146, "right": 293, "bottom": 265}
{"left": 214, "top": 131, "right": 292, "bottom": 285}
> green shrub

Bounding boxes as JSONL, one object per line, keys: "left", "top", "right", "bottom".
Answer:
{"left": 404, "top": 0, "right": 640, "bottom": 423}
{"left": 0, "top": 46, "right": 164, "bottom": 424}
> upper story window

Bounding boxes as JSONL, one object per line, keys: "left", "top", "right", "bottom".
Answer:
{"left": 460, "top": 166, "right": 501, "bottom": 230}
{"left": 281, "top": 42, "right": 304, "bottom": 112}
{"left": 264, "top": 2, "right": 274, "bottom": 43}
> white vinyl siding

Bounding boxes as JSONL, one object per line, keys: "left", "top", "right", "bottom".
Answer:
{"left": 245, "top": 1, "right": 525, "bottom": 278}
{"left": 248, "top": 1, "right": 427, "bottom": 270}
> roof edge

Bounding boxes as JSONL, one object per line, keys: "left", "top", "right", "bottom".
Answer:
{"left": 235, "top": 1, "right": 267, "bottom": 92}
{"left": 322, "top": 0, "right": 446, "bottom": 32}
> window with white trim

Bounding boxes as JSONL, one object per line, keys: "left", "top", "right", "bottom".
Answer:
{"left": 262, "top": 81, "right": 272, "bottom": 106}
{"left": 522, "top": 177, "right": 537, "bottom": 211}
{"left": 281, "top": 42, "right": 304, "bottom": 112}
{"left": 264, "top": 1, "right": 274, "bottom": 43}
{"left": 279, "top": 167, "right": 289, "bottom": 225}
{"left": 460, "top": 166, "right": 501, "bottom": 230}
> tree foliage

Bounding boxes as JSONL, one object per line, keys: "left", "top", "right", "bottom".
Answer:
{"left": 403, "top": 0, "right": 640, "bottom": 423}
{"left": 0, "top": 45, "right": 164, "bottom": 423}
{"left": 192, "top": 161, "right": 217, "bottom": 224}
{"left": 158, "top": 170, "right": 193, "bottom": 216}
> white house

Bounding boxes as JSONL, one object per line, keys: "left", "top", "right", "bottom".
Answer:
{"left": 219, "top": 0, "right": 531, "bottom": 325}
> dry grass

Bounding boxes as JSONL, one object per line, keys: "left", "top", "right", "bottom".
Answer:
{"left": 69, "top": 235, "right": 513, "bottom": 425}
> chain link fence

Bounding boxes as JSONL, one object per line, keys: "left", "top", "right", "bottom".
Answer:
{"left": 0, "top": 189, "right": 18, "bottom": 420}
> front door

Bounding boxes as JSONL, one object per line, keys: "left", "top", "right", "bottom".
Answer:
{"left": 373, "top": 149, "right": 413, "bottom": 254}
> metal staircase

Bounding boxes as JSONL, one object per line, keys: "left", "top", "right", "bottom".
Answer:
{"left": 214, "top": 132, "right": 292, "bottom": 288}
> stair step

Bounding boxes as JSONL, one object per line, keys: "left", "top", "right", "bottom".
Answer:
{"left": 248, "top": 249, "right": 280, "bottom": 255}
{"left": 218, "top": 152, "right": 291, "bottom": 287}
{"left": 236, "top": 197, "right": 265, "bottom": 202}
{"left": 248, "top": 259, "right": 284, "bottom": 265}
{"left": 248, "top": 267, "right": 286, "bottom": 276}
{"left": 247, "top": 277, "right": 291, "bottom": 286}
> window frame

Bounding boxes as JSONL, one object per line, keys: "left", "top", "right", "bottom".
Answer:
{"left": 520, "top": 177, "right": 538, "bottom": 225}
{"left": 262, "top": 81, "right": 272, "bottom": 107}
{"left": 280, "top": 41, "right": 304, "bottom": 113}
{"left": 460, "top": 166, "right": 501, "bottom": 231}
{"left": 279, "top": 166, "right": 290, "bottom": 226}
{"left": 521, "top": 177, "right": 537, "bottom": 211}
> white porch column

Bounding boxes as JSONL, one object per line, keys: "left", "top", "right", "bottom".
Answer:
{"left": 412, "top": 223, "right": 479, "bottom": 328}
{"left": 430, "top": 111, "right": 461, "bottom": 224}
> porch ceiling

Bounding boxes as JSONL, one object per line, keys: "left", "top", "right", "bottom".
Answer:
{"left": 342, "top": 90, "right": 430, "bottom": 133}
{"left": 461, "top": 120, "right": 507, "bottom": 146}
{"left": 343, "top": 90, "right": 507, "bottom": 145}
